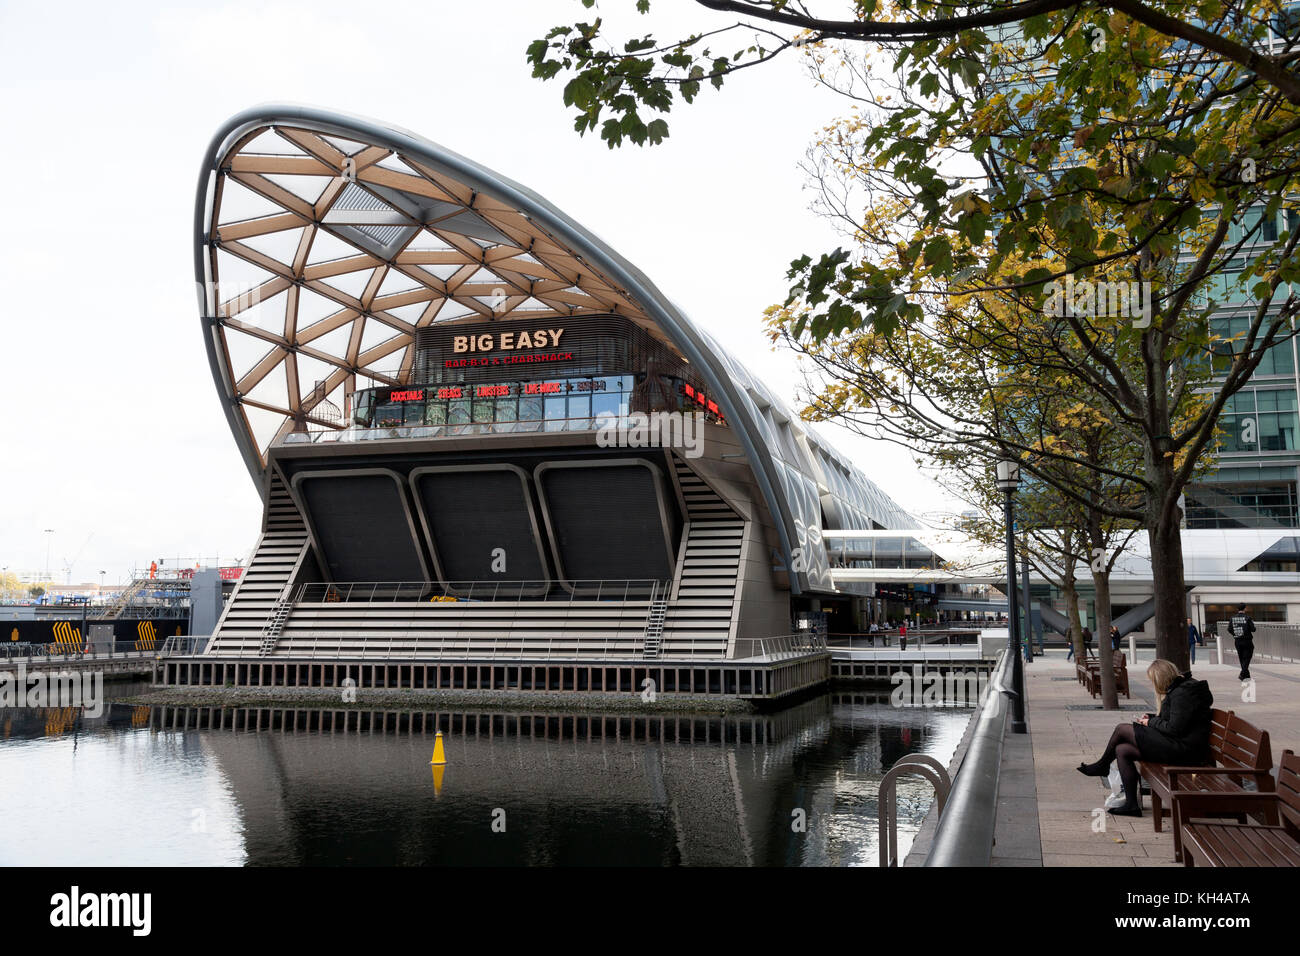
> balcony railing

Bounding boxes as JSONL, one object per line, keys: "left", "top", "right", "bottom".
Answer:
{"left": 732, "top": 633, "right": 828, "bottom": 661}
{"left": 282, "top": 415, "right": 628, "bottom": 446}
{"left": 292, "top": 579, "right": 666, "bottom": 604}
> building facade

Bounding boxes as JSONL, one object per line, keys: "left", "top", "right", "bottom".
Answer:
{"left": 195, "top": 106, "right": 919, "bottom": 663}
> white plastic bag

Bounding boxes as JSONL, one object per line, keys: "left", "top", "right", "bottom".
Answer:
{"left": 1103, "top": 766, "right": 1127, "bottom": 809}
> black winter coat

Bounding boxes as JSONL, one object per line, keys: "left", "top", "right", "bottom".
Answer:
{"left": 1135, "top": 675, "right": 1214, "bottom": 765}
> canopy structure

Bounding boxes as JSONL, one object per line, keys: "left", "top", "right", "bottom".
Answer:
{"left": 194, "top": 105, "right": 915, "bottom": 595}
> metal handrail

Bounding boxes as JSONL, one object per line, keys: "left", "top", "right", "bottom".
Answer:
{"left": 292, "top": 579, "right": 665, "bottom": 604}
{"left": 924, "top": 648, "right": 1015, "bottom": 867}
{"left": 159, "top": 636, "right": 208, "bottom": 657}
{"left": 0, "top": 644, "right": 164, "bottom": 663}
{"left": 880, "top": 754, "right": 952, "bottom": 867}
{"left": 732, "top": 633, "right": 828, "bottom": 661}
{"left": 827, "top": 631, "right": 981, "bottom": 650}
{"left": 208, "top": 628, "right": 823, "bottom": 664}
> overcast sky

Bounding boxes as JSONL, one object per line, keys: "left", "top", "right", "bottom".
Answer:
{"left": 0, "top": 0, "right": 956, "bottom": 586}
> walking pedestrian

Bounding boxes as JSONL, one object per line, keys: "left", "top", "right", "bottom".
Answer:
{"left": 1228, "top": 603, "right": 1256, "bottom": 681}
{"left": 1186, "top": 617, "right": 1202, "bottom": 665}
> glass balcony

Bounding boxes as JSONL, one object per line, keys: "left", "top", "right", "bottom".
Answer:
{"left": 282, "top": 415, "right": 640, "bottom": 445}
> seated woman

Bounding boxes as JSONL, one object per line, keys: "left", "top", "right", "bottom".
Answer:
{"left": 1075, "top": 658, "right": 1214, "bottom": 817}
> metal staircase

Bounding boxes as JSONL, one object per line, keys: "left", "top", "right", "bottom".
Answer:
{"left": 209, "top": 472, "right": 311, "bottom": 655}
{"left": 258, "top": 596, "right": 294, "bottom": 657}
{"left": 89, "top": 578, "right": 150, "bottom": 620}
{"left": 642, "top": 582, "right": 668, "bottom": 659}
{"left": 661, "top": 458, "right": 746, "bottom": 657}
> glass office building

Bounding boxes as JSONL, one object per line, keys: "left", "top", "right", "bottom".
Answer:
{"left": 1186, "top": 207, "right": 1300, "bottom": 528}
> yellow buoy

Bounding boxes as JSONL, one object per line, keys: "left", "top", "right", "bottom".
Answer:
{"left": 431, "top": 763, "right": 445, "bottom": 796}
{"left": 431, "top": 730, "right": 447, "bottom": 765}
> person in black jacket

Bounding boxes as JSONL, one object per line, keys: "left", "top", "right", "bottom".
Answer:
{"left": 1076, "top": 659, "right": 1214, "bottom": 817}
{"left": 1228, "top": 602, "right": 1256, "bottom": 681}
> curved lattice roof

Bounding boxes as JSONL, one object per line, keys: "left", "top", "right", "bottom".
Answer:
{"left": 195, "top": 105, "right": 914, "bottom": 594}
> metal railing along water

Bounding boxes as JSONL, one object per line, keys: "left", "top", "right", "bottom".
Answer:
{"left": 732, "top": 633, "right": 828, "bottom": 661}
{"left": 215, "top": 634, "right": 784, "bottom": 663}
{"left": 924, "top": 648, "right": 1015, "bottom": 867}
{"left": 0, "top": 642, "right": 177, "bottom": 664}
{"left": 158, "top": 636, "right": 209, "bottom": 658}
{"left": 202, "top": 637, "right": 829, "bottom": 664}
{"left": 827, "top": 630, "right": 981, "bottom": 650}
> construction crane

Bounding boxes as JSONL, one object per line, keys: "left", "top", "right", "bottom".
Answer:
{"left": 61, "top": 533, "right": 94, "bottom": 584}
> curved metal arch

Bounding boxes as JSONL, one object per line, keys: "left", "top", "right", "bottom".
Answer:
{"left": 195, "top": 104, "right": 812, "bottom": 589}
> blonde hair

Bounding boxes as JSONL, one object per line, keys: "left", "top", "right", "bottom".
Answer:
{"left": 1147, "top": 659, "right": 1182, "bottom": 710}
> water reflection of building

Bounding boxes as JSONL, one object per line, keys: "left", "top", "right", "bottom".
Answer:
{"left": 142, "top": 698, "right": 967, "bottom": 866}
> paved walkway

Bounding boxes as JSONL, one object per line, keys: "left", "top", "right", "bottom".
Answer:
{"left": 1022, "top": 650, "right": 1300, "bottom": 866}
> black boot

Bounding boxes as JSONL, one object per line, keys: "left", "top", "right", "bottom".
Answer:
{"left": 1108, "top": 775, "right": 1142, "bottom": 817}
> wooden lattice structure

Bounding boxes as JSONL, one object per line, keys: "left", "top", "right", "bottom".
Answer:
{"left": 199, "top": 113, "right": 674, "bottom": 473}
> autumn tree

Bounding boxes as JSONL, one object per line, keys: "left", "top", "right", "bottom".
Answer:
{"left": 531, "top": 1, "right": 1300, "bottom": 667}
{"left": 0, "top": 572, "right": 24, "bottom": 602}
{"left": 913, "top": 339, "right": 1147, "bottom": 706}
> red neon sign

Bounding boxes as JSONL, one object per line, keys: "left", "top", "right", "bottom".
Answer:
{"left": 475, "top": 385, "right": 510, "bottom": 398}
{"left": 524, "top": 382, "right": 564, "bottom": 395}
{"left": 682, "top": 383, "right": 724, "bottom": 422}
{"left": 390, "top": 389, "right": 425, "bottom": 402}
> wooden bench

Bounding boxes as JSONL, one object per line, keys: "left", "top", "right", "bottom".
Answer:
{"left": 1139, "top": 710, "right": 1274, "bottom": 860}
{"left": 1113, "top": 655, "right": 1130, "bottom": 698}
{"left": 1081, "top": 652, "right": 1130, "bottom": 699}
{"left": 1172, "top": 749, "right": 1300, "bottom": 867}
{"left": 1076, "top": 654, "right": 1096, "bottom": 686}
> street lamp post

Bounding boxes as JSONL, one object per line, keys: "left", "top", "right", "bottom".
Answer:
{"left": 996, "top": 459, "right": 1028, "bottom": 734}
{"left": 1021, "top": 549, "right": 1034, "bottom": 662}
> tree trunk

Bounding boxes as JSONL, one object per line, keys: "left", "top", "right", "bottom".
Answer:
{"left": 1084, "top": 505, "right": 1119, "bottom": 709}
{"left": 1147, "top": 508, "right": 1191, "bottom": 673}
{"left": 1062, "top": 575, "right": 1083, "bottom": 659}
{"left": 1093, "top": 568, "right": 1119, "bottom": 710}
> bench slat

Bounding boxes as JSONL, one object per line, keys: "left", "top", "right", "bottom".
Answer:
{"left": 1175, "top": 750, "right": 1300, "bottom": 867}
